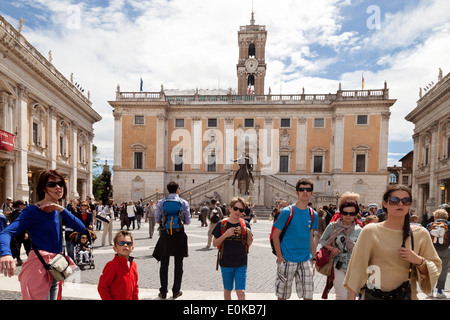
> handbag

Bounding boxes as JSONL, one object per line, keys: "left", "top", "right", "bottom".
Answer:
{"left": 31, "top": 212, "right": 73, "bottom": 282}
{"left": 315, "top": 223, "right": 336, "bottom": 276}
{"left": 316, "top": 246, "right": 335, "bottom": 276}
{"left": 364, "top": 230, "right": 414, "bottom": 300}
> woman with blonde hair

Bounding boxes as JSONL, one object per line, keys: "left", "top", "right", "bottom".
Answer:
{"left": 126, "top": 201, "right": 136, "bottom": 231}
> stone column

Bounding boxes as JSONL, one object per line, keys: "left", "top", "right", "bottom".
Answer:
{"left": 156, "top": 114, "right": 166, "bottom": 171}
{"left": 87, "top": 133, "right": 94, "bottom": 198}
{"left": 333, "top": 114, "right": 345, "bottom": 172}
{"left": 15, "top": 84, "right": 30, "bottom": 200}
{"left": 426, "top": 121, "right": 440, "bottom": 213}
{"left": 191, "top": 117, "right": 202, "bottom": 171}
{"left": 378, "top": 112, "right": 390, "bottom": 172}
{"left": 70, "top": 122, "right": 79, "bottom": 199}
{"left": 411, "top": 133, "right": 420, "bottom": 215}
{"left": 296, "top": 117, "right": 307, "bottom": 172}
{"left": 261, "top": 118, "right": 274, "bottom": 175}
{"left": 224, "top": 117, "right": 234, "bottom": 172}
{"left": 48, "top": 106, "right": 58, "bottom": 169}
{"left": 113, "top": 112, "right": 122, "bottom": 169}
{"left": 3, "top": 159, "right": 14, "bottom": 200}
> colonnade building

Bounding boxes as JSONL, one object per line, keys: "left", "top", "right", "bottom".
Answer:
{"left": 0, "top": 16, "right": 102, "bottom": 203}
{"left": 109, "top": 14, "right": 396, "bottom": 211}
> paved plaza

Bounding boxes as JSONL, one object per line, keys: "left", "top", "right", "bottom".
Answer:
{"left": 0, "top": 217, "right": 448, "bottom": 300}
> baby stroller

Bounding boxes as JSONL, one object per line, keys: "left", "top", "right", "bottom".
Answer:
{"left": 70, "top": 230, "right": 96, "bottom": 270}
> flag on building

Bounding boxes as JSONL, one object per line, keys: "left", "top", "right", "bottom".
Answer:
{"left": 362, "top": 73, "right": 365, "bottom": 90}
{"left": 140, "top": 77, "right": 143, "bottom": 92}
{"left": 0, "top": 129, "right": 16, "bottom": 152}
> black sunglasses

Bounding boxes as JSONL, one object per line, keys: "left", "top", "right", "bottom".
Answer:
{"left": 116, "top": 241, "right": 133, "bottom": 246}
{"left": 232, "top": 206, "right": 245, "bottom": 213}
{"left": 46, "top": 181, "right": 65, "bottom": 188}
{"left": 388, "top": 197, "right": 412, "bottom": 206}
{"left": 297, "top": 187, "right": 313, "bottom": 192}
{"left": 341, "top": 210, "right": 358, "bottom": 216}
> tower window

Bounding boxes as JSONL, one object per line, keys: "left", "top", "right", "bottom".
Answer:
{"left": 248, "top": 43, "right": 255, "bottom": 58}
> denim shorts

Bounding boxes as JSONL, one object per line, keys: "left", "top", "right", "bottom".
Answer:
{"left": 220, "top": 265, "right": 247, "bottom": 291}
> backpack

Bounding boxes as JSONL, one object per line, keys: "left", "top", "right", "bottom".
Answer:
{"left": 429, "top": 221, "right": 449, "bottom": 248}
{"left": 269, "top": 205, "right": 314, "bottom": 255}
{"left": 210, "top": 208, "right": 220, "bottom": 224}
{"left": 216, "top": 218, "right": 248, "bottom": 270}
{"left": 161, "top": 198, "right": 183, "bottom": 235}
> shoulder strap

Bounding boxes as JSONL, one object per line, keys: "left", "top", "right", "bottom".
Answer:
{"left": 220, "top": 219, "right": 228, "bottom": 234}
{"left": 284, "top": 205, "right": 294, "bottom": 229}
{"left": 308, "top": 206, "right": 314, "bottom": 229}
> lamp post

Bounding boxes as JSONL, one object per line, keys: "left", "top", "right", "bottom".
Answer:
{"left": 440, "top": 183, "right": 446, "bottom": 204}
{"left": 27, "top": 170, "right": 32, "bottom": 203}
{"left": 156, "top": 188, "right": 159, "bottom": 202}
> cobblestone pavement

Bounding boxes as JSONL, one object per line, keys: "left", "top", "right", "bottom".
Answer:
{"left": 0, "top": 217, "right": 448, "bottom": 300}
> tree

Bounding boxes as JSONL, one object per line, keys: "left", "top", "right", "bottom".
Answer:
{"left": 92, "top": 145, "right": 112, "bottom": 201}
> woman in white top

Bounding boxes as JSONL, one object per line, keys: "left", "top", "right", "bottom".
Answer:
{"left": 127, "top": 201, "right": 136, "bottom": 230}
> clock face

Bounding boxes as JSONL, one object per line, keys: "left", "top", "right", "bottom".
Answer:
{"left": 245, "top": 58, "right": 258, "bottom": 73}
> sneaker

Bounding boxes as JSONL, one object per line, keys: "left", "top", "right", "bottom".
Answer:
{"left": 173, "top": 291, "right": 183, "bottom": 299}
{"left": 436, "top": 291, "right": 447, "bottom": 299}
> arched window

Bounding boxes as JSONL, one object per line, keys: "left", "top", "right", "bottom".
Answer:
{"left": 248, "top": 43, "right": 255, "bottom": 58}
{"left": 389, "top": 173, "right": 398, "bottom": 184}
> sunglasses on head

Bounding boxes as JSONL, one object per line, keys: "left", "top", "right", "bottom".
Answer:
{"left": 232, "top": 206, "right": 244, "bottom": 213}
{"left": 116, "top": 241, "right": 132, "bottom": 246}
{"left": 341, "top": 210, "right": 358, "bottom": 216}
{"left": 388, "top": 197, "right": 412, "bottom": 206}
{"left": 46, "top": 181, "right": 65, "bottom": 188}
{"left": 297, "top": 187, "right": 313, "bottom": 192}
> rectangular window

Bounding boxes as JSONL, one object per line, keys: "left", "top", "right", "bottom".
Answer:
{"left": 208, "top": 118, "right": 218, "bottom": 127}
{"left": 244, "top": 119, "right": 254, "bottom": 127}
{"left": 314, "top": 118, "right": 325, "bottom": 128}
{"left": 174, "top": 153, "right": 183, "bottom": 171}
{"left": 425, "top": 147, "right": 429, "bottom": 165}
{"left": 313, "top": 156, "right": 323, "bottom": 173}
{"left": 32, "top": 122, "right": 38, "bottom": 145}
{"left": 59, "top": 136, "right": 64, "bottom": 155}
{"left": 134, "top": 152, "right": 143, "bottom": 169}
{"left": 357, "top": 115, "right": 368, "bottom": 125}
{"left": 447, "top": 137, "right": 450, "bottom": 158}
{"left": 207, "top": 154, "right": 216, "bottom": 172}
{"left": 356, "top": 154, "right": 366, "bottom": 172}
{"left": 402, "top": 175, "right": 409, "bottom": 185}
{"left": 279, "top": 155, "right": 289, "bottom": 173}
{"left": 175, "top": 119, "right": 185, "bottom": 128}
{"left": 135, "top": 115, "right": 145, "bottom": 125}
{"left": 280, "top": 118, "right": 290, "bottom": 127}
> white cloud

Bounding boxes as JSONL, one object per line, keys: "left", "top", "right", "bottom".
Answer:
{"left": 2, "top": 0, "right": 449, "bottom": 166}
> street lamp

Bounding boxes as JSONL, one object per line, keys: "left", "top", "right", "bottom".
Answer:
{"left": 27, "top": 170, "right": 32, "bottom": 203}
{"left": 156, "top": 188, "right": 159, "bottom": 202}
{"left": 440, "top": 183, "right": 446, "bottom": 204}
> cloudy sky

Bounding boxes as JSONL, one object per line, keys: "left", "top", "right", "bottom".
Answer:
{"left": 1, "top": 0, "right": 449, "bottom": 167}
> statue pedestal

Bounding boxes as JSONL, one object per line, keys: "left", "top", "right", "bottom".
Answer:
{"left": 231, "top": 177, "right": 263, "bottom": 206}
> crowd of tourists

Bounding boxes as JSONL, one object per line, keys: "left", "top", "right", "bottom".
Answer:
{"left": 0, "top": 170, "right": 448, "bottom": 301}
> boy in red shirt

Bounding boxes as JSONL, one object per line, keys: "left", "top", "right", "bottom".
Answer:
{"left": 98, "top": 230, "right": 139, "bottom": 300}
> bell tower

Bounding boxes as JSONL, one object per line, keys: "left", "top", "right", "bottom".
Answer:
{"left": 237, "top": 12, "right": 267, "bottom": 95}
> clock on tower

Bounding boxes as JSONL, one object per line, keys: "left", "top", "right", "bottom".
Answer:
{"left": 237, "top": 12, "right": 267, "bottom": 95}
